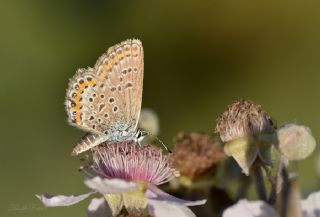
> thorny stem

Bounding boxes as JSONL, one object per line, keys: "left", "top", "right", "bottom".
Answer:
{"left": 251, "top": 160, "right": 267, "bottom": 201}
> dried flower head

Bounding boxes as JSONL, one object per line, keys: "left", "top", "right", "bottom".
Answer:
{"left": 216, "top": 99, "right": 275, "bottom": 143}
{"left": 172, "top": 132, "right": 225, "bottom": 182}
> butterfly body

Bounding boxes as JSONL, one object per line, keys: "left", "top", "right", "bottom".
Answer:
{"left": 65, "top": 39, "right": 144, "bottom": 156}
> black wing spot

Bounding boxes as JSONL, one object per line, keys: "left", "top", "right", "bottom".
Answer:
{"left": 70, "top": 100, "right": 76, "bottom": 107}
{"left": 109, "top": 98, "right": 115, "bottom": 103}
{"left": 99, "top": 104, "right": 105, "bottom": 112}
{"left": 125, "top": 82, "right": 133, "bottom": 89}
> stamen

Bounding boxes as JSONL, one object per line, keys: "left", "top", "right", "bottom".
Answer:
{"left": 92, "top": 142, "right": 179, "bottom": 185}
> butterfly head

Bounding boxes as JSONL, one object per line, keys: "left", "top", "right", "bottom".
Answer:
{"left": 135, "top": 129, "right": 149, "bottom": 144}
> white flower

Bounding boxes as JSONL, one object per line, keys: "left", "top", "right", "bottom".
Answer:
{"left": 222, "top": 190, "right": 320, "bottom": 217}
{"left": 37, "top": 142, "right": 206, "bottom": 217}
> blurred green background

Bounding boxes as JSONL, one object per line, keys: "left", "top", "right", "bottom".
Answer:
{"left": 2, "top": 0, "right": 320, "bottom": 216}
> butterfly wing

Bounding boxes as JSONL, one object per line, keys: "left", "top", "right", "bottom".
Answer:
{"left": 94, "top": 39, "right": 144, "bottom": 133}
{"left": 65, "top": 39, "right": 144, "bottom": 155}
{"left": 65, "top": 68, "right": 104, "bottom": 134}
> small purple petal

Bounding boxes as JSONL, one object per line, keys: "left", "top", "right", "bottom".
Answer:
{"left": 222, "top": 199, "right": 276, "bottom": 217}
{"left": 146, "top": 185, "right": 206, "bottom": 206}
{"left": 36, "top": 191, "right": 95, "bottom": 207}
{"left": 148, "top": 199, "right": 196, "bottom": 217}
{"left": 301, "top": 190, "right": 320, "bottom": 217}
{"left": 88, "top": 197, "right": 112, "bottom": 217}
{"left": 84, "top": 176, "right": 138, "bottom": 194}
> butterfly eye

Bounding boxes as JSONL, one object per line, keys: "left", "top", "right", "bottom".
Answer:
{"left": 136, "top": 131, "right": 142, "bottom": 139}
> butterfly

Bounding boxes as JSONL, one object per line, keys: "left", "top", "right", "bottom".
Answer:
{"left": 65, "top": 39, "right": 145, "bottom": 156}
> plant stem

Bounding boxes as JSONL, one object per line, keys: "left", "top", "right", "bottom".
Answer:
{"left": 251, "top": 161, "right": 267, "bottom": 201}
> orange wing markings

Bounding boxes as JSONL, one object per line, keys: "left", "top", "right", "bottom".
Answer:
{"left": 68, "top": 79, "right": 96, "bottom": 124}
{"left": 98, "top": 49, "right": 131, "bottom": 80}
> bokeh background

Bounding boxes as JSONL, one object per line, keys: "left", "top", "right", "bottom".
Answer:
{"left": 2, "top": 0, "right": 320, "bottom": 216}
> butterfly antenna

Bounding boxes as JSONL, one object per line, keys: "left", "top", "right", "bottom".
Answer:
{"left": 140, "top": 129, "right": 171, "bottom": 153}
{"left": 154, "top": 136, "right": 172, "bottom": 153}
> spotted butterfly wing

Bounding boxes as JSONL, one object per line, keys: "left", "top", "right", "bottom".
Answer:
{"left": 65, "top": 39, "right": 144, "bottom": 155}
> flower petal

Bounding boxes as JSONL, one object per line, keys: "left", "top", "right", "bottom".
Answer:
{"left": 148, "top": 199, "right": 196, "bottom": 217}
{"left": 222, "top": 199, "right": 276, "bottom": 217}
{"left": 301, "top": 190, "right": 320, "bottom": 217}
{"left": 84, "top": 176, "right": 138, "bottom": 194}
{"left": 146, "top": 185, "right": 206, "bottom": 206}
{"left": 88, "top": 197, "right": 112, "bottom": 217}
{"left": 36, "top": 191, "right": 95, "bottom": 207}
